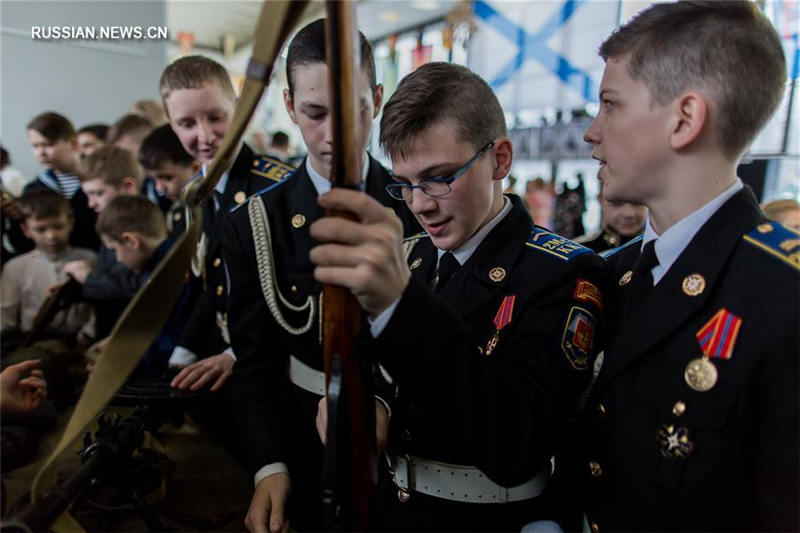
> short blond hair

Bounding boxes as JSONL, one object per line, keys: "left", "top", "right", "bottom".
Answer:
{"left": 159, "top": 55, "right": 236, "bottom": 105}
{"left": 80, "top": 145, "right": 143, "bottom": 186}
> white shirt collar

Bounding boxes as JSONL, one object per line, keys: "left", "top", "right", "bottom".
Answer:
{"left": 438, "top": 196, "right": 512, "bottom": 266}
{"left": 644, "top": 178, "right": 743, "bottom": 284}
{"left": 305, "top": 155, "right": 370, "bottom": 196}
{"left": 200, "top": 163, "right": 229, "bottom": 195}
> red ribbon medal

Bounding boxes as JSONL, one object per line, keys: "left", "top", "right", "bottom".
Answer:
{"left": 486, "top": 295, "right": 516, "bottom": 356}
{"left": 695, "top": 308, "right": 742, "bottom": 360}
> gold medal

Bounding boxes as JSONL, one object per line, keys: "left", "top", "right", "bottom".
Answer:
{"left": 684, "top": 357, "right": 718, "bottom": 391}
{"left": 234, "top": 191, "right": 247, "bottom": 204}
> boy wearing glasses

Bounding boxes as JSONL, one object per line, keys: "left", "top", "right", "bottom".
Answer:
{"left": 310, "top": 62, "right": 606, "bottom": 530}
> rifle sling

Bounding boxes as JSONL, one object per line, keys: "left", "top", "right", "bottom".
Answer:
{"left": 31, "top": 0, "right": 309, "bottom": 506}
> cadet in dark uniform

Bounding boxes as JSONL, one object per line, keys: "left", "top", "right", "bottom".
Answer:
{"left": 223, "top": 20, "right": 420, "bottom": 533}
{"left": 155, "top": 55, "right": 292, "bottom": 390}
{"left": 310, "top": 62, "right": 606, "bottom": 531}
{"left": 577, "top": 184, "right": 646, "bottom": 253}
{"left": 581, "top": 2, "right": 799, "bottom": 530}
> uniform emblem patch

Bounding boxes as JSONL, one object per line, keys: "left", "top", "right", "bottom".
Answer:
{"left": 574, "top": 279, "right": 603, "bottom": 310}
{"left": 561, "top": 306, "right": 596, "bottom": 370}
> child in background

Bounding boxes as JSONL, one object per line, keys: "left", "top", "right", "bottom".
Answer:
{"left": 138, "top": 124, "right": 200, "bottom": 237}
{"left": 1, "top": 190, "right": 95, "bottom": 338}
{"left": 94, "top": 195, "right": 190, "bottom": 376}
{"left": 25, "top": 112, "right": 98, "bottom": 250}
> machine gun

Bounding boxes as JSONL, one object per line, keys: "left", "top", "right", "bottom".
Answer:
{"left": 3, "top": 407, "right": 171, "bottom": 532}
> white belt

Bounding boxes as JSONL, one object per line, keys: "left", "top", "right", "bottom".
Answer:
{"left": 288, "top": 355, "right": 325, "bottom": 396}
{"left": 389, "top": 454, "right": 549, "bottom": 504}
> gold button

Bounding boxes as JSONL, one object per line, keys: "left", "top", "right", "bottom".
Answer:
{"left": 672, "top": 401, "right": 687, "bottom": 417}
{"left": 290, "top": 285, "right": 298, "bottom": 293}
{"left": 590, "top": 521, "right": 600, "bottom": 533}
{"left": 234, "top": 191, "right": 246, "bottom": 204}
{"left": 588, "top": 461, "right": 603, "bottom": 478}
{"left": 213, "top": 257, "right": 222, "bottom": 267}
{"left": 291, "top": 214, "right": 306, "bottom": 228}
{"left": 596, "top": 403, "right": 607, "bottom": 418}
{"left": 216, "top": 285, "right": 224, "bottom": 296}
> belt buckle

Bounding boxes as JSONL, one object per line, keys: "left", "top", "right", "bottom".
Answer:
{"left": 391, "top": 454, "right": 414, "bottom": 503}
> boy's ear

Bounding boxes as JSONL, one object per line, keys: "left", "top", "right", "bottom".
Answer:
{"left": 121, "top": 231, "right": 141, "bottom": 250}
{"left": 371, "top": 84, "right": 384, "bottom": 119}
{"left": 491, "top": 138, "right": 514, "bottom": 182}
{"left": 670, "top": 91, "right": 707, "bottom": 151}
{"left": 68, "top": 136, "right": 78, "bottom": 151}
{"left": 283, "top": 89, "right": 297, "bottom": 123}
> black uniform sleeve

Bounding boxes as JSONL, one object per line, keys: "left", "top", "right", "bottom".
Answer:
{"left": 82, "top": 247, "right": 140, "bottom": 300}
{"left": 372, "top": 253, "right": 606, "bottom": 487}
{"left": 224, "top": 210, "right": 292, "bottom": 475}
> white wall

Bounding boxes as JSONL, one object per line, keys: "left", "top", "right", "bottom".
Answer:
{"left": 1, "top": 0, "right": 168, "bottom": 179}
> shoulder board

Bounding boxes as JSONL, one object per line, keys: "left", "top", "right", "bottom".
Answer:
{"left": 251, "top": 156, "right": 294, "bottom": 182}
{"left": 525, "top": 228, "right": 593, "bottom": 261}
{"left": 403, "top": 231, "right": 429, "bottom": 244}
{"left": 743, "top": 221, "right": 800, "bottom": 270}
{"left": 600, "top": 234, "right": 643, "bottom": 260}
{"left": 231, "top": 171, "right": 296, "bottom": 213}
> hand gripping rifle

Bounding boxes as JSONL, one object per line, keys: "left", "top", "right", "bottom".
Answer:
{"left": 28, "top": 2, "right": 309, "bottom": 522}
{"left": 321, "top": 3, "right": 377, "bottom": 531}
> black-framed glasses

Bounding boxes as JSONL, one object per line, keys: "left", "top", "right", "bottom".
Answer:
{"left": 385, "top": 141, "right": 496, "bottom": 201}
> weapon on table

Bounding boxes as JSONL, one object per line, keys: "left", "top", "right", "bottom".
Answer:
{"left": 321, "top": 3, "right": 377, "bottom": 531}
{"left": 3, "top": 407, "right": 166, "bottom": 533}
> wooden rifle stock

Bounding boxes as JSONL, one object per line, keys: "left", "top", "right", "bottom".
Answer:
{"left": 321, "top": 3, "right": 377, "bottom": 531}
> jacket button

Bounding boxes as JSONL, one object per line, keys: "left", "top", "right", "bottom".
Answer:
{"left": 672, "top": 401, "right": 687, "bottom": 417}
{"left": 216, "top": 285, "right": 224, "bottom": 296}
{"left": 213, "top": 257, "right": 222, "bottom": 267}
{"left": 397, "top": 488, "right": 411, "bottom": 503}
{"left": 596, "top": 403, "right": 607, "bottom": 418}
{"left": 400, "top": 429, "right": 412, "bottom": 443}
{"left": 588, "top": 461, "right": 603, "bottom": 478}
{"left": 590, "top": 521, "right": 600, "bottom": 533}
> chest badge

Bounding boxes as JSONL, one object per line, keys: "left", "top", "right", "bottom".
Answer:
{"left": 234, "top": 191, "right": 247, "bottom": 204}
{"left": 657, "top": 424, "right": 694, "bottom": 459}
{"left": 682, "top": 273, "right": 706, "bottom": 296}
{"left": 292, "top": 214, "right": 307, "bottom": 229}
{"left": 410, "top": 257, "right": 423, "bottom": 270}
{"left": 619, "top": 270, "right": 633, "bottom": 286}
{"left": 489, "top": 267, "right": 506, "bottom": 283}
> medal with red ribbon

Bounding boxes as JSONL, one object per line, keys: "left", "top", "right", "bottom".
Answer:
{"left": 686, "top": 308, "right": 742, "bottom": 391}
{"left": 486, "top": 295, "right": 516, "bottom": 356}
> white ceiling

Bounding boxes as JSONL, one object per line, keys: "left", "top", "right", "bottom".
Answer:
{"left": 166, "top": 0, "right": 459, "bottom": 53}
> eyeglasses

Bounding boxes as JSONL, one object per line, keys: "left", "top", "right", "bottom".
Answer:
{"left": 385, "top": 141, "right": 496, "bottom": 201}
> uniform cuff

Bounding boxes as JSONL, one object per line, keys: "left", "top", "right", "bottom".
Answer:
{"left": 254, "top": 462, "right": 289, "bottom": 486}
